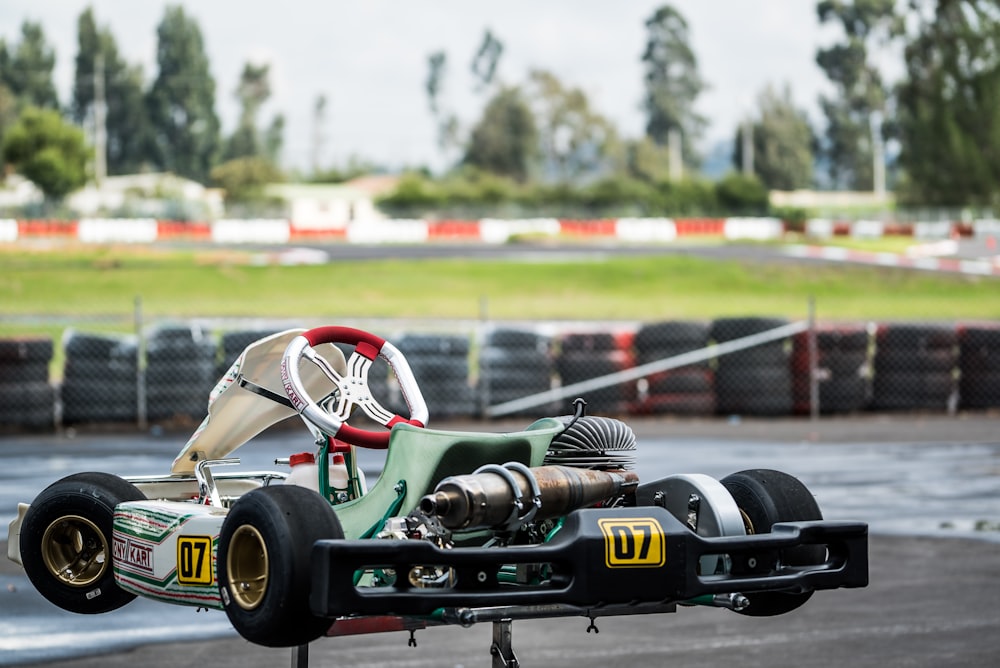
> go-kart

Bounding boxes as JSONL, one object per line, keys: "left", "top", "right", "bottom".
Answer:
{"left": 7, "top": 326, "right": 868, "bottom": 664}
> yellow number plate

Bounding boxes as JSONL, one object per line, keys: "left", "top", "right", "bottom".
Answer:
{"left": 176, "top": 536, "right": 214, "bottom": 585}
{"left": 598, "top": 518, "right": 665, "bottom": 568}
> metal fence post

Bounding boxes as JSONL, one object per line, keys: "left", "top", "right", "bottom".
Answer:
{"left": 135, "top": 296, "right": 147, "bottom": 431}
{"left": 808, "top": 296, "right": 819, "bottom": 421}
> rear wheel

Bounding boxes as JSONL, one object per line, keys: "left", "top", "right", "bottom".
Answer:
{"left": 217, "top": 485, "right": 343, "bottom": 647}
{"left": 720, "top": 469, "right": 825, "bottom": 616}
{"left": 20, "top": 472, "right": 145, "bottom": 614}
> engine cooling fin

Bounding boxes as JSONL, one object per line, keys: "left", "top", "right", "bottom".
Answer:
{"left": 544, "top": 415, "right": 637, "bottom": 470}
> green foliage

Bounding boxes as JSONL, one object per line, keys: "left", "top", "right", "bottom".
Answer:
{"left": 0, "top": 22, "right": 59, "bottom": 110}
{"left": 72, "top": 8, "right": 152, "bottom": 175}
{"left": 146, "top": 6, "right": 221, "bottom": 183}
{"left": 733, "top": 83, "right": 816, "bottom": 190}
{"left": 2, "top": 107, "right": 89, "bottom": 200}
{"left": 896, "top": 0, "right": 1000, "bottom": 207}
{"left": 462, "top": 86, "right": 538, "bottom": 182}
{"left": 210, "top": 156, "right": 284, "bottom": 203}
{"left": 815, "top": 0, "right": 903, "bottom": 190}
{"left": 526, "top": 69, "right": 621, "bottom": 182}
{"left": 641, "top": 4, "right": 707, "bottom": 167}
{"left": 714, "top": 172, "right": 770, "bottom": 214}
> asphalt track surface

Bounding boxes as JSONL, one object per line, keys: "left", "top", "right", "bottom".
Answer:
{"left": 2, "top": 415, "right": 999, "bottom": 668}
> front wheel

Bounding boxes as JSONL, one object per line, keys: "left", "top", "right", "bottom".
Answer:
{"left": 720, "top": 469, "right": 825, "bottom": 617}
{"left": 19, "top": 472, "right": 146, "bottom": 614}
{"left": 217, "top": 485, "right": 344, "bottom": 647}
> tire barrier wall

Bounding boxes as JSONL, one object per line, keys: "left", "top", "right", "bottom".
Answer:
{"left": 477, "top": 328, "right": 556, "bottom": 417}
{"left": 958, "top": 325, "right": 1000, "bottom": 409}
{"left": 710, "top": 317, "right": 794, "bottom": 416}
{"left": 393, "top": 333, "right": 476, "bottom": 418}
{"left": 555, "top": 331, "right": 632, "bottom": 414}
{"left": 144, "top": 324, "right": 218, "bottom": 422}
{"left": 0, "top": 337, "right": 54, "bottom": 429}
{"left": 629, "top": 321, "right": 715, "bottom": 416}
{"left": 792, "top": 326, "right": 871, "bottom": 414}
{"left": 61, "top": 331, "right": 138, "bottom": 425}
{"left": 871, "top": 324, "right": 959, "bottom": 412}
{"left": 2, "top": 319, "right": 999, "bottom": 432}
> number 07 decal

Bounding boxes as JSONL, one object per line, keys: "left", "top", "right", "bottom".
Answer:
{"left": 598, "top": 518, "right": 666, "bottom": 568}
{"left": 177, "top": 536, "right": 214, "bottom": 585}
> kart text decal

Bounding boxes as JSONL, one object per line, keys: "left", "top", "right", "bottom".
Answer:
{"left": 598, "top": 518, "right": 666, "bottom": 568}
{"left": 177, "top": 536, "right": 214, "bottom": 586}
{"left": 113, "top": 535, "right": 154, "bottom": 574}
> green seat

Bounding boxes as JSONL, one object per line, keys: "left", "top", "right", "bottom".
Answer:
{"left": 334, "top": 418, "right": 564, "bottom": 539}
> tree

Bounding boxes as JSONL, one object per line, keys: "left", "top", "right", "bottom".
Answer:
{"left": 0, "top": 22, "right": 59, "bottom": 110}
{"left": 225, "top": 62, "right": 271, "bottom": 160}
{"left": 72, "top": 8, "right": 152, "bottom": 175}
{"left": 463, "top": 86, "right": 538, "bottom": 182}
{"left": 210, "top": 156, "right": 283, "bottom": 203}
{"left": 525, "top": 70, "right": 621, "bottom": 182}
{"left": 641, "top": 5, "right": 708, "bottom": 171}
{"left": 815, "top": 0, "right": 904, "bottom": 190}
{"left": 145, "top": 6, "right": 221, "bottom": 183}
{"left": 0, "top": 83, "right": 17, "bottom": 170}
{"left": 470, "top": 29, "right": 504, "bottom": 91}
{"left": 3, "top": 107, "right": 89, "bottom": 200}
{"left": 733, "top": 83, "right": 816, "bottom": 190}
{"left": 895, "top": 0, "right": 1000, "bottom": 207}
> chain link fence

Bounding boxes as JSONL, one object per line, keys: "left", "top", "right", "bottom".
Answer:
{"left": 1, "top": 312, "right": 998, "bottom": 433}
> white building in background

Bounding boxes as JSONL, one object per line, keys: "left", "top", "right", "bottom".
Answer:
{"left": 0, "top": 174, "right": 44, "bottom": 210}
{"left": 67, "top": 173, "right": 225, "bottom": 219}
{"left": 264, "top": 175, "right": 398, "bottom": 230}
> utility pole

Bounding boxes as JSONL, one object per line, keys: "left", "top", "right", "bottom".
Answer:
{"left": 668, "top": 127, "right": 682, "bottom": 182}
{"left": 871, "top": 110, "right": 885, "bottom": 199}
{"left": 311, "top": 94, "right": 327, "bottom": 176}
{"left": 93, "top": 53, "right": 107, "bottom": 186}
{"left": 742, "top": 115, "right": 754, "bottom": 177}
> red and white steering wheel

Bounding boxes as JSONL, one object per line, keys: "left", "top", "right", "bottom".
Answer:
{"left": 280, "top": 326, "right": 427, "bottom": 448}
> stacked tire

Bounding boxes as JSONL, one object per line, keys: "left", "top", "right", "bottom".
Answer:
{"left": 477, "top": 328, "right": 555, "bottom": 418}
{"left": 792, "top": 326, "right": 871, "bottom": 414}
{"left": 145, "top": 324, "right": 218, "bottom": 423}
{"left": 711, "top": 317, "right": 793, "bottom": 416}
{"left": 958, "top": 325, "right": 1000, "bottom": 409}
{"left": 629, "top": 321, "right": 715, "bottom": 416}
{"left": 871, "top": 324, "right": 958, "bottom": 411}
{"left": 0, "top": 337, "right": 55, "bottom": 429}
{"left": 61, "top": 331, "right": 138, "bottom": 425}
{"left": 393, "top": 333, "right": 475, "bottom": 418}
{"left": 555, "top": 331, "right": 631, "bottom": 414}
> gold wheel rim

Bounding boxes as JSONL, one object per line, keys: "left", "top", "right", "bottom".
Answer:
{"left": 40, "top": 515, "right": 108, "bottom": 587}
{"left": 227, "top": 525, "right": 269, "bottom": 610}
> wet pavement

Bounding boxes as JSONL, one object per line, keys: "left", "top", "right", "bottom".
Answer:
{"left": 1, "top": 414, "right": 998, "bottom": 666}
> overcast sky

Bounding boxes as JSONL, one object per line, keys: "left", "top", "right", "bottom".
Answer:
{"left": 1, "top": 1, "right": 860, "bottom": 173}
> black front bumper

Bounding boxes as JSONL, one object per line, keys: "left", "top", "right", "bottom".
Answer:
{"left": 310, "top": 506, "right": 867, "bottom": 618}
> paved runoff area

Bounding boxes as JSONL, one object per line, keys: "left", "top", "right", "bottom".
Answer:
{"left": 2, "top": 414, "right": 998, "bottom": 667}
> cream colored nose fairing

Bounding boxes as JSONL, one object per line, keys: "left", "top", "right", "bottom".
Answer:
{"left": 171, "top": 329, "right": 347, "bottom": 475}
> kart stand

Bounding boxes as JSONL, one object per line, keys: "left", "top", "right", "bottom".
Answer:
{"left": 290, "top": 619, "right": 519, "bottom": 668}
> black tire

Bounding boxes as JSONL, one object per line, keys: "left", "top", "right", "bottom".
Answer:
{"left": 710, "top": 317, "right": 789, "bottom": 343}
{"left": 878, "top": 324, "right": 957, "bottom": 350}
{"left": 720, "top": 469, "right": 824, "bottom": 617}
{"left": 396, "top": 333, "right": 470, "bottom": 356}
{"left": 559, "top": 332, "right": 620, "bottom": 354}
{"left": 217, "top": 485, "right": 343, "bottom": 648}
{"left": 0, "top": 360, "right": 51, "bottom": 384}
{"left": 19, "top": 472, "right": 145, "bottom": 614}
{"left": 485, "top": 328, "right": 548, "bottom": 350}
{"left": 633, "top": 321, "right": 709, "bottom": 351}
{"left": 0, "top": 337, "right": 54, "bottom": 362}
